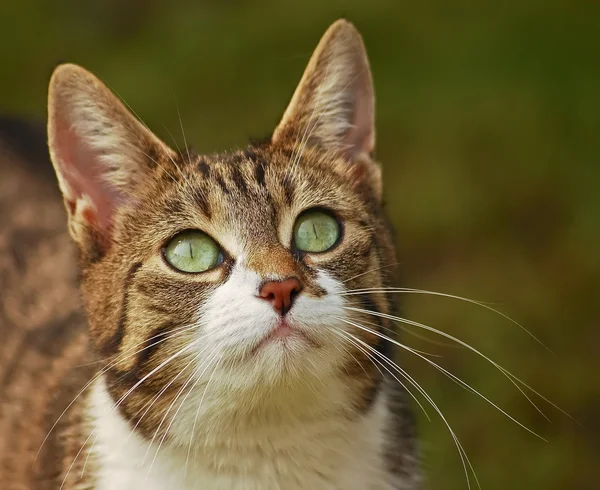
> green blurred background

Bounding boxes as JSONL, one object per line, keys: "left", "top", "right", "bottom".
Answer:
{"left": 1, "top": 1, "right": 598, "bottom": 488}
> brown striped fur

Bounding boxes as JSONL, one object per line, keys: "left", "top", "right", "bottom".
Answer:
{"left": 1, "top": 20, "right": 419, "bottom": 489}
{"left": 0, "top": 122, "right": 96, "bottom": 489}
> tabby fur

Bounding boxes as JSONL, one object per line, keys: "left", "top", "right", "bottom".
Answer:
{"left": 0, "top": 20, "right": 419, "bottom": 489}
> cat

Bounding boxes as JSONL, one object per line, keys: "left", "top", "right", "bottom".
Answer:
{"left": 0, "top": 20, "right": 420, "bottom": 489}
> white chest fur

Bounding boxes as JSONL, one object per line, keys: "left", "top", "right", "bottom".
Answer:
{"left": 87, "top": 378, "right": 395, "bottom": 490}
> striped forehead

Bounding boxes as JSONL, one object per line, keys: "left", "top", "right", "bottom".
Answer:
{"left": 150, "top": 146, "right": 368, "bottom": 256}
{"left": 194, "top": 152, "right": 278, "bottom": 228}
{"left": 152, "top": 149, "right": 289, "bottom": 255}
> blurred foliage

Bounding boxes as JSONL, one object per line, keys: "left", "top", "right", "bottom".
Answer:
{"left": 0, "top": 0, "right": 598, "bottom": 488}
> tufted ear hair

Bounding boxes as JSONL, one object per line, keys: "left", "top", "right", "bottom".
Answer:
{"left": 272, "top": 19, "right": 375, "bottom": 162}
{"left": 47, "top": 63, "right": 176, "bottom": 258}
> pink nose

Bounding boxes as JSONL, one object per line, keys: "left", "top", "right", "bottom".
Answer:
{"left": 258, "top": 278, "right": 303, "bottom": 316}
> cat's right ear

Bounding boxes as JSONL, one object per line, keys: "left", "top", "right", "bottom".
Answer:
{"left": 48, "top": 64, "right": 175, "bottom": 259}
{"left": 271, "top": 20, "right": 382, "bottom": 200}
{"left": 272, "top": 20, "right": 375, "bottom": 161}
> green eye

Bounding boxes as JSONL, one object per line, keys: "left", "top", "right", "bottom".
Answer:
{"left": 164, "top": 231, "right": 222, "bottom": 273}
{"left": 293, "top": 210, "right": 340, "bottom": 253}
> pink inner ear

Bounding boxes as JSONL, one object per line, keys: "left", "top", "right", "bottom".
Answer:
{"left": 343, "top": 75, "right": 375, "bottom": 158}
{"left": 54, "top": 114, "right": 122, "bottom": 231}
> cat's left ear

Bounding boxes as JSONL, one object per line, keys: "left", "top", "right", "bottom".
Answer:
{"left": 272, "top": 19, "right": 380, "bottom": 197}
{"left": 48, "top": 63, "right": 176, "bottom": 259}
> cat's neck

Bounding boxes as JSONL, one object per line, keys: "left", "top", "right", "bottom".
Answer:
{"left": 87, "top": 376, "right": 393, "bottom": 490}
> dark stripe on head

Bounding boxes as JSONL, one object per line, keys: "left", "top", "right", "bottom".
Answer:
{"left": 281, "top": 174, "right": 294, "bottom": 205}
{"left": 194, "top": 191, "right": 212, "bottom": 218}
{"left": 244, "top": 147, "right": 261, "bottom": 162}
{"left": 101, "top": 261, "right": 142, "bottom": 355}
{"left": 171, "top": 152, "right": 187, "bottom": 168}
{"left": 181, "top": 147, "right": 196, "bottom": 165}
{"left": 197, "top": 158, "right": 210, "bottom": 178}
{"left": 254, "top": 159, "right": 266, "bottom": 187}
{"left": 164, "top": 198, "right": 185, "bottom": 215}
{"left": 215, "top": 172, "right": 230, "bottom": 195}
{"left": 227, "top": 153, "right": 244, "bottom": 165}
{"left": 230, "top": 164, "right": 249, "bottom": 195}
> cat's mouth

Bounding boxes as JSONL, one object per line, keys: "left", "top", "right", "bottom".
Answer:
{"left": 249, "top": 319, "right": 321, "bottom": 357}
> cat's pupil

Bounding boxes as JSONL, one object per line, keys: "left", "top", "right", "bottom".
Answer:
{"left": 293, "top": 210, "right": 340, "bottom": 253}
{"left": 164, "top": 231, "right": 221, "bottom": 273}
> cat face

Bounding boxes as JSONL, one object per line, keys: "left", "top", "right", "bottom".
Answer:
{"left": 48, "top": 20, "right": 398, "bottom": 444}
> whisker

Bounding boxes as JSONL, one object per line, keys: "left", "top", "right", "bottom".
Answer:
{"left": 121, "top": 342, "right": 215, "bottom": 450}
{"left": 85, "top": 341, "right": 208, "bottom": 479}
{"left": 342, "top": 262, "right": 401, "bottom": 284}
{"left": 342, "top": 287, "right": 552, "bottom": 352}
{"left": 142, "top": 351, "right": 210, "bottom": 464}
{"left": 99, "top": 79, "right": 200, "bottom": 204}
{"left": 36, "top": 322, "right": 199, "bottom": 464}
{"left": 174, "top": 96, "right": 193, "bottom": 166}
{"left": 77, "top": 322, "right": 200, "bottom": 369}
{"left": 337, "top": 326, "right": 478, "bottom": 489}
{"left": 185, "top": 354, "right": 222, "bottom": 478}
{"left": 81, "top": 338, "right": 212, "bottom": 478}
{"left": 135, "top": 146, "right": 181, "bottom": 185}
{"left": 338, "top": 317, "right": 545, "bottom": 440}
{"left": 336, "top": 334, "right": 375, "bottom": 379}
{"left": 344, "top": 306, "right": 552, "bottom": 421}
{"left": 134, "top": 145, "right": 203, "bottom": 210}
{"left": 146, "top": 350, "right": 221, "bottom": 480}
{"left": 59, "top": 339, "right": 200, "bottom": 489}
{"left": 160, "top": 102, "right": 208, "bottom": 205}
{"left": 332, "top": 328, "right": 430, "bottom": 421}
{"left": 158, "top": 121, "right": 209, "bottom": 209}
{"left": 395, "top": 322, "right": 460, "bottom": 349}
{"left": 160, "top": 122, "right": 184, "bottom": 158}
{"left": 137, "top": 122, "right": 198, "bottom": 205}
{"left": 359, "top": 316, "right": 447, "bottom": 357}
